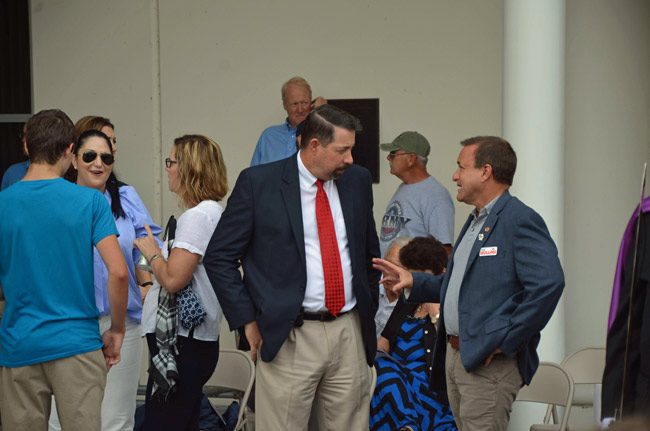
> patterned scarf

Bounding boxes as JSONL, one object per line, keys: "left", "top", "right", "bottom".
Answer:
{"left": 149, "top": 216, "right": 179, "bottom": 401}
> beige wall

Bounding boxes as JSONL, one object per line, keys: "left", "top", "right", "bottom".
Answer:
{"left": 156, "top": 0, "right": 503, "bottom": 228}
{"left": 32, "top": 0, "right": 503, "bottom": 230}
{"left": 31, "top": 0, "right": 159, "bottom": 216}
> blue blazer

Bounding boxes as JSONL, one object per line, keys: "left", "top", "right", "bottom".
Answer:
{"left": 409, "top": 191, "right": 564, "bottom": 389}
{"left": 204, "top": 155, "right": 381, "bottom": 365}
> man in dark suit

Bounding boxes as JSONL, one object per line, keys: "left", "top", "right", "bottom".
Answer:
{"left": 204, "top": 105, "right": 380, "bottom": 430}
{"left": 375, "top": 136, "right": 565, "bottom": 430}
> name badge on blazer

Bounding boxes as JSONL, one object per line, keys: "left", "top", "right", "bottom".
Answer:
{"left": 479, "top": 246, "right": 498, "bottom": 257}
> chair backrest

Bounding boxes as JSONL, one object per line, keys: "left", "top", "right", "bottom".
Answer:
{"left": 204, "top": 349, "right": 255, "bottom": 430}
{"left": 561, "top": 347, "right": 606, "bottom": 385}
{"left": 560, "top": 346, "right": 606, "bottom": 421}
{"left": 516, "top": 361, "right": 575, "bottom": 431}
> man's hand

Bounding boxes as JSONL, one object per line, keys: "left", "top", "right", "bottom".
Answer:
{"left": 244, "top": 321, "right": 263, "bottom": 363}
{"left": 102, "top": 327, "right": 125, "bottom": 370}
{"left": 311, "top": 97, "right": 327, "bottom": 109}
{"left": 384, "top": 288, "right": 398, "bottom": 303}
{"left": 373, "top": 258, "right": 414, "bottom": 298}
{"left": 377, "top": 336, "right": 390, "bottom": 354}
{"left": 483, "top": 347, "right": 503, "bottom": 367}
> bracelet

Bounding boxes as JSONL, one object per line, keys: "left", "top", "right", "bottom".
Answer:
{"left": 148, "top": 254, "right": 162, "bottom": 264}
{"left": 139, "top": 281, "right": 153, "bottom": 288}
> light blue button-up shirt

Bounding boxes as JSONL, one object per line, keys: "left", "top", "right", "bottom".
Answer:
{"left": 250, "top": 119, "right": 298, "bottom": 166}
{"left": 94, "top": 185, "right": 162, "bottom": 321}
{"left": 1, "top": 160, "right": 29, "bottom": 190}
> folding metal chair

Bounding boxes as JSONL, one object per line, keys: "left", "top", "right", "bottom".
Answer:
{"left": 203, "top": 349, "right": 255, "bottom": 431}
{"left": 516, "top": 361, "right": 575, "bottom": 431}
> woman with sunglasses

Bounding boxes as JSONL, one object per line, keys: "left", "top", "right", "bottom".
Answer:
{"left": 55, "top": 128, "right": 162, "bottom": 431}
{"left": 135, "top": 134, "right": 228, "bottom": 431}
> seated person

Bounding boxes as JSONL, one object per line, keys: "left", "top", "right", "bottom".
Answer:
{"left": 370, "top": 237, "right": 456, "bottom": 431}
{"left": 374, "top": 236, "right": 411, "bottom": 338}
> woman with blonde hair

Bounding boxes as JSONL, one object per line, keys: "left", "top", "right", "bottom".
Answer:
{"left": 135, "top": 134, "right": 228, "bottom": 430}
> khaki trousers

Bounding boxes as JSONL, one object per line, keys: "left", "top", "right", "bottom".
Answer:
{"left": 256, "top": 311, "right": 370, "bottom": 431}
{"left": 445, "top": 343, "right": 522, "bottom": 431}
{"left": 49, "top": 318, "right": 142, "bottom": 431}
{"left": 0, "top": 349, "right": 106, "bottom": 431}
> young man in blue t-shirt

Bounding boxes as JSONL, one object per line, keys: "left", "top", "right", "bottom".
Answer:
{"left": 0, "top": 109, "right": 129, "bottom": 430}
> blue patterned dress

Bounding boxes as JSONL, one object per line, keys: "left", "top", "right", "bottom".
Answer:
{"left": 370, "top": 314, "right": 457, "bottom": 431}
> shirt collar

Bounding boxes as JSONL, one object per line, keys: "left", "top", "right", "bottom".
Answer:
{"left": 284, "top": 118, "right": 298, "bottom": 132}
{"left": 296, "top": 152, "right": 335, "bottom": 191}
{"left": 472, "top": 193, "right": 502, "bottom": 221}
{"left": 297, "top": 152, "right": 317, "bottom": 189}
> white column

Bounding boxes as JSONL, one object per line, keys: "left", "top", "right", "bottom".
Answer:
{"left": 502, "top": 0, "right": 566, "bottom": 429}
{"left": 150, "top": 0, "right": 164, "bottom": 223}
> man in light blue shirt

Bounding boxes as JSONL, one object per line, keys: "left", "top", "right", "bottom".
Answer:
{"left": 250, "top": 76, "right": 326, "bottom": 166}
{"left": 1, "top": 160, "right": 29, "bottom": 190}
{"left": 1, "top": 125, "right": 29, "bottom": 190}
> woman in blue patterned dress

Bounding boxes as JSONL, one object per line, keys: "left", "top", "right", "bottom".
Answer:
{"left": 370, "top": 237, "right": 457, "bottom": 431}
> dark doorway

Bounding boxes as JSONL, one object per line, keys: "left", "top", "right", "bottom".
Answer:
{"left": 328, "top": 99, "right": 380, "bottom": 183}
{"left": 0, "top": 0, "right": 31, "bottom": 181}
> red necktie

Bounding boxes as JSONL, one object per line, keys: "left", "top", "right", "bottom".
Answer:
{"left": 315, "top": 179, "right": 345, "bottom": 316}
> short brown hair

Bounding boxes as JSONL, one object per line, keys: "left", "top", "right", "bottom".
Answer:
{"left": 25, "top": 109, "right": 75, "bottom": 164}
{"left": 399, "top": 237, "right": 448, "bottom": 275}
{"left": 461, "top": 136, "right": 517, "bottom": 186}
{"left": 299, "top": 105, "right": 362, "bottom": 149}
{"left": 74, "top": 115, "right": 114, "bottom": 136}
{"left": 173, "top": 134, "right": 228, "bottom": 207}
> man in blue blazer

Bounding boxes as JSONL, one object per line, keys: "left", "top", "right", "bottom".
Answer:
{"left": 375, "top": 136, "right": 564, "bottom": 430}
{"left": 204, "top": 105, "right": 380, "bottom": 430}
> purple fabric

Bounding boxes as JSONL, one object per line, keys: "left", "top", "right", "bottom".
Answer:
{"left": 608, "top": 197, "right": 650, "bottom": 331}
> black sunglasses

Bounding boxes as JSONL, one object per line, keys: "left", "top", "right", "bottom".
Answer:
{"left": 81, "top": 150, "right": 115, "bottom": 165}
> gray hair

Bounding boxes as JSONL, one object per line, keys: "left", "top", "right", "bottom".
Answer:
{"left": 281, "top": 76, "right": 312, "bottom": 102}
{"left": 416, "top": 155, "right": 428, "bottom": 166}
{"left": 384, "top": 236, "right": 412, "bottom": 258}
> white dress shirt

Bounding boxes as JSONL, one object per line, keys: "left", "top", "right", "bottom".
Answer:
{"left": 297, "top": 153, "right": 355, "bottom": 313}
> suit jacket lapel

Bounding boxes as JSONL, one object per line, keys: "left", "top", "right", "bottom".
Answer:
{"left": 463, "top": 191, "right": 512, "bottom": 274}
{"left": 440, "top": 213, "right": 473, "bottom": 306}
{"left": 280, "top": 158, "right": 306, "bottom": 263}
{"left": 446, "top": 214, "right": 473, "bottom": 281}
{"left": 335, "top": 174, "right": 356, "bottom": 255}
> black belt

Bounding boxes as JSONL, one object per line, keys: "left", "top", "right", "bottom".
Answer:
{"left": 294, "top": 309, "right": 351, "bottom": 327}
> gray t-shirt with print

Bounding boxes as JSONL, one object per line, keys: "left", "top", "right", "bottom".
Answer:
{"left": 379, "top": 176, "right": 455, "bottom": 256}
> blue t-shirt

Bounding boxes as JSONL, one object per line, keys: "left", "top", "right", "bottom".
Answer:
{"left": 0, "top": 178, "right": 118, "bottom": 367}
{"left": 250, "top": 119, "right": 298, "bottom": 166}
{"left": 1, "top": 160, "right": 29, "bottom": 190}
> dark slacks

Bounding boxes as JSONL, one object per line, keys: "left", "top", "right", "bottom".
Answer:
{"left": 143, "top": 333, "right": 219, "bottom": 431}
